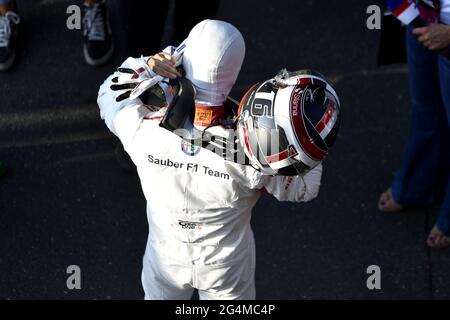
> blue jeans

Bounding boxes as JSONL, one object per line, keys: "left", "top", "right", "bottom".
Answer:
{"left": 392, "top": 24, "right": 450, "bottom": 236}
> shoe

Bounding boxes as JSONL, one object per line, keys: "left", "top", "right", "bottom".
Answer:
{"left": 0, "top": 11, "right": 20, "bottom": 71}
{"left": 82, "top": 0, "right": 113, "bottom": 66}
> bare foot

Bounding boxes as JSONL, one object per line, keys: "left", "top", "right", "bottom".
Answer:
{"left": 427, "top": 225, "right": 450, "bottom": 249}
{"left": 378, "top": 188, "right": 404, "bottom": 212}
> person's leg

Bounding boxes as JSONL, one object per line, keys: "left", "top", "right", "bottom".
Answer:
{"left": 82, "top": 0, "right": 113, "bottom": 66}
{"left": 198, "top": 264, "right": 256, "bottom": 300}
{"left": 428, "top": 55, "right": 450, "bottom": 247}
{"left": 439, "top": 57, "right": 450, "bottom": 127}
{"left": 0, "top": 0, "right": 19, "bottom": 71}
{"left": 198, "top": 234, "right": 256, "bottom": 300}
{"left": 390, "top": 25, "right": 446, "bottom": 206}
{"left": 141, "top": 243, "right": 194, "bottom": 300}
{"left": 172, "top": 0, "right": 219, "bottom": 45}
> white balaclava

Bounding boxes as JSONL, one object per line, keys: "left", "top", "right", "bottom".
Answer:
{"left": 182, "top": 20, "right": 246, "bottom": 107}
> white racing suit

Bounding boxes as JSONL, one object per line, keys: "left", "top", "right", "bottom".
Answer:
{"left": 98, "top": 18, "right": 322, "bottom": 299}
{"left": 98, "top": 64, "right": 322, "bottom": 299}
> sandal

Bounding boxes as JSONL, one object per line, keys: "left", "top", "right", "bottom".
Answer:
{"left": 378, "top": 188, "right": 404, "bottom": 212}
{"left": 427, "top": 225, "right": 450, "bottom": 249}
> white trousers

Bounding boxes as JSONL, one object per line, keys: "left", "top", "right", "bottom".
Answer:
{"left": 141, "top": 239, "right": 256, "bottom": 300}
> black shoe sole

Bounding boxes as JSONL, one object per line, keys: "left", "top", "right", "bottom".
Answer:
{"left": 83, "top": 40, "right": 114, "bottom": 67}
{"left": 0, "top": 50, "right": 16, "bottom": 71}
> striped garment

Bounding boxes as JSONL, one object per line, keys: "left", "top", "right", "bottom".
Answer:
{"left": 415, "top": 0, "right": 441, "bottom": 23}
{"left": 440, "top": 0, "right": 450, "bottom": 24}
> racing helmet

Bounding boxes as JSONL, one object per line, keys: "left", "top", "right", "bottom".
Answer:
{"left": 237, "top": 69, "right": 341, "bottom": 176}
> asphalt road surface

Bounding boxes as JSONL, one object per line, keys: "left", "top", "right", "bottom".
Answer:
{"left": 0, "top": 0, "right": 449, "bottom": 299}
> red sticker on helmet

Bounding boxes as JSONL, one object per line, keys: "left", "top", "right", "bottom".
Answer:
{"left": 315, "top": 100, "right": 337, "bottom": 135}
{"left": 265, "top": 145, "right": 298, "bottom": 164}
{"left": 289, "top": 89, "right": 328, "bottom": 161}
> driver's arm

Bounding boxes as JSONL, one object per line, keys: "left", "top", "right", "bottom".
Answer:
{"left": 97, "top": 56, "right": 166, "bottom": 147}
{"left": 258, "top": 163, "right": 323, "bottom": 202}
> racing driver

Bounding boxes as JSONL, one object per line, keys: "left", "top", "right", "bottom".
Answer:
{"left": 97, "top": 19, "right": 341, "bottom": 300}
